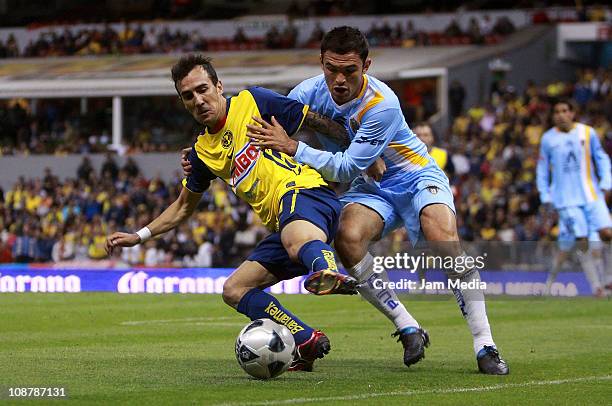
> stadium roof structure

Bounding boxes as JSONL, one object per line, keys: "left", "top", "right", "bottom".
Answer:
{"left": 0, "top": 47, "right": 463, "bottom": 98}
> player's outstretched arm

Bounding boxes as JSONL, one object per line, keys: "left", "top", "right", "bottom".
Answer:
{"left": 105, "top": 186, "right": 202, "bottom": 256}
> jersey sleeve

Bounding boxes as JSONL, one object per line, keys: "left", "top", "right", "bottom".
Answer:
{"left": 294, "top": 108, "right": 401, "bottom": 183}
{"left": 287, "top": 80, "right": 311, "bottom": 104}
{"left": 536, "top": 134, "right": 552, "bottom": 204}
{"left": 590, "top": 127, "right": 611, "bottom": 191}
{"left": 182, "top": 146, "right": 216, "bottom": 193}
{"left": 248, "top": 87, "right": 309, "bottom": 136}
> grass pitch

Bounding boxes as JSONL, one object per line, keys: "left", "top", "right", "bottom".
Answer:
{"left": 0, "top": 293, "right": 610, "bottom": 405}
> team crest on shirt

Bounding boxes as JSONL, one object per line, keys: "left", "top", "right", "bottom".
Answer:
{"left": 350, "top": 118, "right": 360, "bottom": 133}
{"left": 222, "top": 130, "right": 233, "bottom": 149}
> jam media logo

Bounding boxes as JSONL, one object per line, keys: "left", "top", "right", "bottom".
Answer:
{"left": 0, "top": 273, "right": 81, "bottom": 293}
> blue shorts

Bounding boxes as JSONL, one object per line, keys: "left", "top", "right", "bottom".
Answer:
{"left": 341, "top": 169, "right": 455, "bottom": 245}
{"left": 557, "top": 200, "right": 611, "bottom": 251}
{"left": 247, "top": 186, "right": 342, "bottom": 280}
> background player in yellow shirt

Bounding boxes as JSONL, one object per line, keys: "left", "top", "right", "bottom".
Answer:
{"left": 414, "top": 122, "right": 449, "bottom": 171}
{"left": 105, "top": 55, "right": 357, "bottom": 372}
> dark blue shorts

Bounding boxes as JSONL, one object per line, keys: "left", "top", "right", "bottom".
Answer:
{"left": 247, "top": 186, "right": 342, "bottom": 280}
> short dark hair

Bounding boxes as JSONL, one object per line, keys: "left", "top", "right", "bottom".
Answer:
{"left": 171, "top": 54, "right": 219, "bottom": 95}
{"left": 553, "top": 98, "right": 575, "bottom": 111}
{"left": 321, "top": 26, "right": 369, "bottom": 64}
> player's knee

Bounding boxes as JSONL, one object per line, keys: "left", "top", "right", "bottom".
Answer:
{"left": 284, "top": 240, "right": 302, "bottom": 262}
{"left": 575, "top": 237, "right": 589, "bottom": 253}
{"left": 599, "top": 228, "right": 612, "bottom": 242}
{"left": 222, "top": 279, "right": 247, "bottom": 308}
{"left": 420, "top": 204, "right": 458, "bottom": 242}
{"left": 335, "top": 224, "right": 366, "bottom": 254}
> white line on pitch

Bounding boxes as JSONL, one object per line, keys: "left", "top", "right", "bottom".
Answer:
{"left": 215, "top": 375, "right": 612, "bottom": 406}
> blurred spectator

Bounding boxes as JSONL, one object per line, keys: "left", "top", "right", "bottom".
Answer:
{"left": 101, "top": 152, "right": 119, "bottom": 181}
{"left": 444, "top": 18, "right": 463, "bottom": 37}
{"left": 233, "top": 27, "right": 248, "bottom": 45}
{"left": 449, "top": 80, "right": 466, "bottom": 118}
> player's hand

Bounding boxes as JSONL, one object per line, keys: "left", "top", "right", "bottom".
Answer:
{"left": 540, "top": 202, "right": 554, "bottom": 214}
{"left": 181, "top": 147, "right": 193, "bottom": 177}
{"left": 366, "top": 157, "right": 386, "bottom": 181}
{"left": 247, "top": 116, "right": 298, "bottom": 156}
{"left": 105, "top": 232, "right": 140, "bottom": 256}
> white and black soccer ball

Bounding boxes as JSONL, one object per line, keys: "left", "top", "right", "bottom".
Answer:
{"left": 235, "top": 319, "right": 296, "bottom": 379}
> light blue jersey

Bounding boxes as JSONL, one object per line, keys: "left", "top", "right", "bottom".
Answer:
{"left": 289, "top": 74, "right": 444, "bottom": 185}
{"left": 288, "top": 74, "right": 454, "bottom": 244}
{"left": 536, "top": 123, "right": 611, "bottom": 208}
{"left": 537, "top": 123, "right": 612, "bottom": 241}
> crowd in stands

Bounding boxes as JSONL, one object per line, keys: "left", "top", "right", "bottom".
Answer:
{"left": 0, "top": 154, "right": 267, "bottom": 267}
{"left": 0, "top": 69, "right": 610, "bottom": 266}
{"left": 0, "top": 12, "right": 520, "bottom": 59}
{"left": 0, "top": 97, "right": 196, "bottom": 155}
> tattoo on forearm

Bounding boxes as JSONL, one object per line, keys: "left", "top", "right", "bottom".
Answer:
{"left": 303, "top": 111, "right": 350, "bottom": 147}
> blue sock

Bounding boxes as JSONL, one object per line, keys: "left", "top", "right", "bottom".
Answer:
{"left": 297, "top": 240, "right": 338, "bottom": 273}
{"left": 237, "top": 288, "right": 314, "bottom": 345}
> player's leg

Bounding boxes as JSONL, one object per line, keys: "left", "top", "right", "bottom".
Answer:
{"left": 242, "top": 233, "right": 333, "bottom": 372}
{"left": 563, "top": 205, "right": 604, "bottom": 296}
{"left": 278, "top": 187, "right": 356, "bottom": 295}
{"left": 333, "top": 184, "right": 426, "bottom": 367}
{"left": 545, "top": 249, "right": 571, "bottom": 296}
{"left": 546, "top": 211, "right": 575, "bottom": 295}
{"left": 335, "top": 203, "right": 420, "bottom": 334}
{"left": 588, "top": 199, "right": 612, "bottom": 292}
{"left": 223, "top": 260, "right": 318, "bottom": 346}
{"left": 414, "top": 178, "right": 508, "bottom": 375}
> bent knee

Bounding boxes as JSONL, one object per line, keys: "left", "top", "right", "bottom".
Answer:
{"left": 222, "top": 279, "right": 248, "bottom": 308}
{"left": 286, "top": 244, "right": 301, "bottom": 263}
{"left": 336, "top": 224, "right": 368, "bottom": 250}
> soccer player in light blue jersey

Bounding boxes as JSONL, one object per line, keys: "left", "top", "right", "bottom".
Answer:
{"left": 247, "top": 26, "right": 508, "bottom": 375}
{"left": 537, "top": 100, "right": 612, "bottom": 296}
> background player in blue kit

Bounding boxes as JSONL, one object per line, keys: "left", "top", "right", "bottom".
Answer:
{"left": 537, "top": 99, "right": 612, "bottom": 296}
{"left": 247, "top": 26, "right": 509, "bottom": 375}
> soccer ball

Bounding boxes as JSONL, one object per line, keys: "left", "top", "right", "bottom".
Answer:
{"left": 235, "top": 319, "right": 296, "bottom": 379}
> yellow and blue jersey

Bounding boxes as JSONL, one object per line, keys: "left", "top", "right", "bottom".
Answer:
{"left": 183, "top": 87, "right": 328, "bottom": 231}
{"left": 536, "top": 123, "right": 611, "bottom": 209}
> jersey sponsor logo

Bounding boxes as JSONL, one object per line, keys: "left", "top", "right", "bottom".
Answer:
{"left": 354, "top": 135, "right": 385, "bottom": 146}
{"left": 232, "top": 143, "right": 260, "bottom": 187}
{"left": 222, "top": 130, "right": 233, "bottom": 149}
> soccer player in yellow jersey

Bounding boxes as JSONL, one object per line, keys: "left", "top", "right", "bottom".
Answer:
{"left": 414, "top": 122, "right": 449, "bottom": 171}
{"left": 105, "top": 55, "right": 358, "bottom": 372}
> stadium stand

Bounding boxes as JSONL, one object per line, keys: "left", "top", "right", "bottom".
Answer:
{"left": 1, "top": 71, "right": 609, "bottom": 265}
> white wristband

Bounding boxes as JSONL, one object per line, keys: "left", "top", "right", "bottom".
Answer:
{"left": 136, "top": 227, "right": 152, "bottom": 243}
